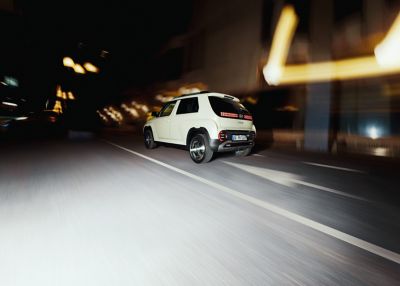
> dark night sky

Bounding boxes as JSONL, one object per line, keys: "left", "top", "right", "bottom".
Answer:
{"left": 24, "top": 1, "right": 191, "bottom": 77}
{"left": 1, "top": 0, "right": 193, "bottom": 109}
{"left": 2, "top": 0, "right": 379, "bottom": 110}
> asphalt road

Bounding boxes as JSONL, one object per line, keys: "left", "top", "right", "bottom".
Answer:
{"left": 0, "top": 133, "right": 399, "bottom": 285}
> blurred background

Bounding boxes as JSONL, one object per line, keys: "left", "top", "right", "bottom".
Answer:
{"left": 1, "top": 0, "right": 400, "bottom": 156}
{"left": 1, "top": 2, "right": 400, "bottom": 285}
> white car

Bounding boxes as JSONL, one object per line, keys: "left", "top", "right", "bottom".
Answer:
{"left": 143, "top": 91, "right": 256, "bottom": 163}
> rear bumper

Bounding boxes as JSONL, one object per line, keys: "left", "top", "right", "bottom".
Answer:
{"left": 209, "top": 130, "right": 255, "bottom": 152}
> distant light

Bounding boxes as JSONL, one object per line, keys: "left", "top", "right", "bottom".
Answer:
{"left": 97, "top": 110, "right": 109, "bottom": 122}
{"left": 367, "top": 126, "right": 380, "bottom": 140}
{"left": 1, "top": 81, "right": 6, "bottom": 86}
{"left": 4, "top": 76, "right": 19, "bottom": 87}
{"left": 73, "top": 64, "right": 86, "bottom": 74}
{"left": 121, "top": 103, "right": 140, "bottom": 118}
{"left": 56, "top": 85, "right": 63, "bottom": 98}
{"left": 155, "top": 94, "right": 174, "bottom": 103}
{"left": 276, "top": 105, "right": 299, "bottom": 112}
{"left": 103, "top": 106, "right": 123, "bottom": 122}
{"left": 62, "top": 91, "right": 67, "bottom": 100}
{"left": 130, "top": 108, "right": 139, "bottom": 118}
{"left": 179, "top": 87, "right": 201, "bottom": 95}
{"left": 68, "top": 92, "right": 75, "bottom": 100}
{"left": 63, "top": 57, "right": 75, "bottom": 68}
{"left": 245, "top": 96, "right": 258, "bottom": 105}
{"left": 141, "top": 105, "right": 149, "bottom": 113}
{"left": 84, "top": 62, "right": 99, "bottom": 73}
{"left": 373, "top": 147, "right": 389, "bottom": 157}
{"left": 15, "top": 117, "right": 28, "bottom": 121}
{"left": 2, "top": 101, "right": 18, "bottom": 107}
{"left": 100, "top": 50, "right": 109, "bottom": 58}
{"left": 53, "top": 100, "right": 63, "bottom": 114}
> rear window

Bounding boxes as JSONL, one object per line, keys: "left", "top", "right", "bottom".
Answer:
{"left": 208, "top": 96, "right": 252, "bottom": 120}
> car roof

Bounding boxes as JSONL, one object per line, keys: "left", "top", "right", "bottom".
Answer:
{"left": 172, "top": 91, "right": 240, "bottom": 102}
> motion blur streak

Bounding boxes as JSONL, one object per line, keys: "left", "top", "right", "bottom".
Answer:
{"left": 375, "top": 11, "right": 400, "bottom": 67}
{"left": 262, "top": 5, "right": 298, "bottom": 85}
{"left": 83, "top": 62, "right": 99, "bottom": 73}
{"left": 62, "top": 57, "right": 74, "bottom": 68}
{"left": 1, "top": 101, "right": 18, "bottom": 107}
{"left": 73, "top": 63, "right": 86, "bottom": 74}
{"left": 105, "top": 140, "right": 400, "bottom": 265}
{"left": 1, "top": 135, "right": 399, "bottom": 285}
{"left": 280, "top": 56, "right": 400, "bottom": 84}
{"left": 264, "top": 7, "right": 400, "bottom": 85}
{"left": 67, "top": 92, "right": 75, "bottom": 100}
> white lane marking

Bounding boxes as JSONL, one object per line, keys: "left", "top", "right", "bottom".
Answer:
{"left": 224, "top": 162, "right": 368, "bottom": 202}
{"left": 104, "top": 140, "right": 400, "bottom": 265}
{"left": 225, "top": 162, "right": 301, "bottom": 188}
{"left": 303, "top": 162, "right": 365, "bottom": 173}
{"left": 252, "top": 154, "right": 265, "bottom": 157}
{"left": 293, "top": 180, "right": 368, "bottom": 202}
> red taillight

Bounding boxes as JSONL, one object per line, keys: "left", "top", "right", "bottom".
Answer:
{"left": 220, "top": 112, "right": 238, "bottom": 118}
{"left": 220, "top": 112, "right": 253, "bottom": 121}
{"left": 218, "top": 131, "right": 227, "bottom": 142}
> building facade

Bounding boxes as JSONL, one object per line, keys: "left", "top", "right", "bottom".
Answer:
{"left": 153, "top": 0, "right": 400, "bottom": 154}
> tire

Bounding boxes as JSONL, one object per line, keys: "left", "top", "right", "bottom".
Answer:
{"left": 144, "top": 129, "right": 157, "bottom": 149}
{"left": 235, "top": 148, "right": 252, "bottom": 157}
{"left": 189, "top": 134, "right": 214, "bottom": 163}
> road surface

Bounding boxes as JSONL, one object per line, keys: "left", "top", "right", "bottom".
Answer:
{"left": 0, "top": 133, "right": 399, "bottom": 285}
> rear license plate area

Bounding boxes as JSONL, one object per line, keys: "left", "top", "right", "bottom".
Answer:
{"left": 232, "top": 135, "right": 247, "bottom": 141}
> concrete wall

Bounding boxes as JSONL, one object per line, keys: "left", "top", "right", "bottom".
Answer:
{"left": 181, "top": 0, "right": 264, "bottom": 94}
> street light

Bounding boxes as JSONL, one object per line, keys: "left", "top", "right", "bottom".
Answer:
{"left": 73, "top": 63, "right": 86, "bottom": 74}
{"left": 63, "top": 57, "right": 75, "bottom": 68}
{"left": 83, "top": 62, "right": 100, "bottom": 73}
{"left": 63, "top": 57, "right": 100, "bottom": 74}
{"left": 68, "top": 92, "right": 75, "bottom": 100}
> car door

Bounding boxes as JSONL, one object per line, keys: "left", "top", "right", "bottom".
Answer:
{"left": 153, "top": 101, "right": 177, "bottom": 140}
{"left": 171, "top": 97, "right": 199, "bottom": 144}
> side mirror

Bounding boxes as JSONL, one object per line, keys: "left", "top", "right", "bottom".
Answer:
{"left": 151, "top": 111, "right": 159, "bottom": 117}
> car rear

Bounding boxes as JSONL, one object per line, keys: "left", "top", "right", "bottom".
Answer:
{"left": 207, "top": 94, "right": 256, "bottom": 152}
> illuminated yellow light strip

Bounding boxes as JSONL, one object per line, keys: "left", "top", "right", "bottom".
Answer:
{"left": 374, "top": 12, "right": 400, "bottom": 67}
{"left": 264, "top": 6, "right": 400, "bottom": 86}
{"left": 263, "top": 5, "right": 298, "bottom": 85}
{"left": 280, "top": 56, "right": 400, "bottom": 84}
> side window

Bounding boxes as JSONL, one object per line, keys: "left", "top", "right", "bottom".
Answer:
{"left": 176, "top": 97, "right": 199, "bottom": 115}
{"left": 159, "top": 101, "right": 177, "bottom": 117}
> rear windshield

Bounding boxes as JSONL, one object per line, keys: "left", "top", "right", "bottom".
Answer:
{"left": 208, "top": 96, "right": 252, "bottom": 119}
